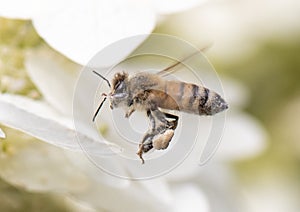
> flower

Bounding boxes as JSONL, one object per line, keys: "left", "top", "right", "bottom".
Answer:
{"left": 0, "top": 0, "right": 207, "bottom": 65}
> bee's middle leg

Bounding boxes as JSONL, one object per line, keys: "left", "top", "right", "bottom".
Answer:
{"left": 164, "top": 112, "right": 179, "bottom": 130}
{"left": 151, "top": 110, "right": 178, "bottom": 130}
{"left": 125, "top": 108, "right": 135, "bottom": 118}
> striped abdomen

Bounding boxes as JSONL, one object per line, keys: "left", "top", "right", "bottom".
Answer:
{"left": 153, "top": 80, "right": 228, "bottom": 115}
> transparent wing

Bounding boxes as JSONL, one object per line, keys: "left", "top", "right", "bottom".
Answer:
{"left": 157, "top": 44, "right": 212, "bottom": 77}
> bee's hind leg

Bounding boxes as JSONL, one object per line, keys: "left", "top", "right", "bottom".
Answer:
{"left": 137, "top": 109, "right": 178, "bottom": 164}
{"left": 137, "top": 110, "right": 156, "bottom": 164}
{"left": 137, "top": 135, "right": 154, "bottom": 164}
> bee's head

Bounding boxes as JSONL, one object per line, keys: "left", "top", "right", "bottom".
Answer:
{"left": 92, "top": 71, "right": 129, "bottom": 122}
{"left": 109, "top": 72, "right": 129, "bottom": 109}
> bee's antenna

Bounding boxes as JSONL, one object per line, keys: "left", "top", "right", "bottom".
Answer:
{"left": 92, "top": 96, "right": 107, "bottom": 122}
{"left": 92, "top": 70, "right": 111, "bottom": 88}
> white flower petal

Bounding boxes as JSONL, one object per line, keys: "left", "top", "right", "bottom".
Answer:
{"left": 0, "top": 136, "right": 135, "bottom": 210}
{"left": 0, "top": 131, "right": 172, "bottom": 211}
{"left": 138, "top": 179, "right": 173, "bottom": 207}
{"left": 164, "top": 111, "right": 267, "bottom": 180}
{"left": 25, "top": 47, "right": 102, "bottom": 127}
{"left": 0, "top": 127, "right": 5, "bottom": 138}
{"left": 0, "top": 135, "right": 172, "bottom": 211}
{"left": 171, "top": 183, "right": 210, "bottom": 212}
{"left": 64, "top": 197, "right": 97, "bottom": 212}
{"left": 216, "top": 111, "right": 267, "bottom": 161}
{"left": 240, "top": 176, "right": 300, "bottom": 212}
{"left": 222, "top": 77, "right": 250, "bottom": 108}
{"left": 24, "top": 46, "right": 131, "bottom": 178}
{"left": 72, "top": 179, "right": 173, "bottom": 211}
{"left": 64, "top": 152, "right": 173, "bottom": 211}
{"left": 0, "top": 139, "right": 88, "bottom": 192}
{"left": 196, "top": 164, "right": 241, "bottom": 212}
{"left": 0, "top": 94, "right": 121, "bottom": 154}
{"left": 166, "top": 163, "right": 241, "bottom": 211}
{"left": 0, "top": 0, "right": 70, "bottom": 19}
{"left": 25, "top": 48, "right": 81, "bottom": 116}
{"left": 32, "top": 0, "right": 155, "bottom": 65}
{"left": 153, "top": 0, "right": 207, "bottom": 14}
{"left": 63, "top": 150, "right": 130, "bottom": 189}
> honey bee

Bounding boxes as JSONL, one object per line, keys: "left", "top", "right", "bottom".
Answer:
{"left": 92, "top": 53, "right": 228, "bottom": 164}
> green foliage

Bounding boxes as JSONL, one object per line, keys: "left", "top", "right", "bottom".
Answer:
{"left": 220, "top": 41, "right": 300, "bottom": 122}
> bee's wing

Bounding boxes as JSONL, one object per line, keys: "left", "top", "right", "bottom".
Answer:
{"left": 157, "top": 45, "right": 212, "bottom": 77}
